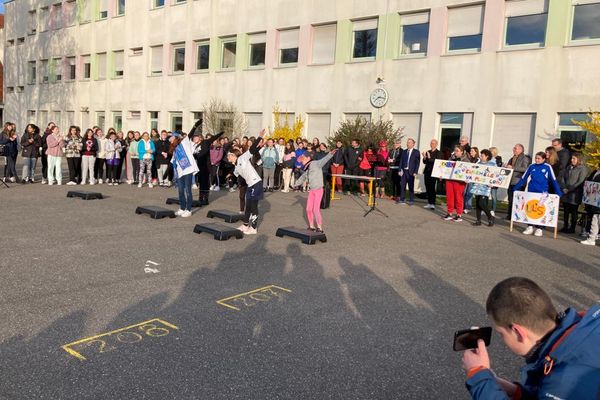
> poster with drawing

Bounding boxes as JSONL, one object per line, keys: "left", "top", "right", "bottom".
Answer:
{"left": 583, "top": 181, "right": 600, "bottom": 207}
{"left": 431, "top": 160, "right": 513, "bottom": 188}
{"left": 511, "top": 191, "right": 560, "bottom": 228}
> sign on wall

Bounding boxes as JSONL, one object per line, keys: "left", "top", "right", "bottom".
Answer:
{"left": 430, "top": 160, "right": 513, "bottom": 189}
{"left": 511, "top": 191, "right": 560, "bottom": 228}
{"left": 583, "top": 181, "right": 600, "bottom": 208}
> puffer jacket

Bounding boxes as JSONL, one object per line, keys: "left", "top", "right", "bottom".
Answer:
{"left": 561, "top": 164, "right": 588, "bottom": 205}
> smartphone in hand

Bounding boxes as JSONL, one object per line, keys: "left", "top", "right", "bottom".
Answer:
{"left": 453, "top": 326, "right": 492, "bottom": 351}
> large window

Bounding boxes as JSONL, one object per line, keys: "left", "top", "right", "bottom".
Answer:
{"left": 170, "top": 112, "right": 183, "bottom": 131}
{"left": 96, "top": 53, "right": 107, "bottom": 80}
{"left": 504, "top": 0, "right": 548, "bottom": 47}
{"left": 392, "top": 113, "right": 422, "bottom": 145}
{"left": 279, "top": 28, "right": 299, "bottom": 65}
{"left": 307, "top": 114, "right": 332, "bottom": 142}
{"left": 82, "top": 55, "right": 91, "bottom": 79}
{"left": 221, "top": 37, "right": 237, "bottom": 69}
{"left": 116, "top": 0, "right": 126, "bottom": 16}
{"left": 400, "top": 12, "right": 430, "bottom": 55}
{"left": 149, "top": 111, "right": 159, "bottom": 131}
{"left": 557, "top": 113, "right": 590, "bottom": 150}
{"left": 98, "top": 0, "right": 108, "bottom": 20}
{"left": 311, "top": 23, "right": 337, "bottom": 64}
{"left": 571, "top": 2, "right": 600, "bottom": 42}
{"left": 40, "top": 7, "right": 50, "bottom": 32}
{"left": 150, "top": 45, "right": 163, "bottom": 76}
{"left": 352, "top": 19, "right": 378, "bottom": 59}
{"left": 67, "top": 56, "right": 76, "bottom": 80}
{"left": 244, "top": 113, "right": 262, "bottom": 135}
{"left": 113, "top": 112, "right": 123, "bottom": 131}
{"left": 97, "top": 112, "right": 106, "bottom": 132}
{"left": 447, "top": 4, "right": 485, "bottom": 52}
{"left": 172, "top": 43, "right": 186, "bottom": 73}
{"left": 113, "top": 51, "right": 124, "bottom": 78}
{"left": 152, "top": 0, "right": 165, "bottom": 8}
{"left": 492, "top": 114, "right": 536, "bottom": 160}
{"left": 248, "top": 32, "right": 266, "bottom": 67}
{"left": 78, "top": 0, "right": 91, "bottom": 23}
{"left": 196, "top": 41, "right": 210, "bottom": 71}
{"left": 28, "top": 61, "right": 37, "bottom": 85}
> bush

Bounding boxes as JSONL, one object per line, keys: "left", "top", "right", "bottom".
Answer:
{"left": 269, "top": 104, "right": 304, "bottom": 142}
{"left": 327, "top": 117, "right": 403, "bottom": 149}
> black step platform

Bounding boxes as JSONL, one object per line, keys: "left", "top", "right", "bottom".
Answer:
{"left": 166, "top": 197, "right": 202, "bottom": 207}
{"left": 66, "top": 191, "right": 103, "bottom": 200}
{"left": 276, "top": 226, "right": 327, "bottom": 245}
{"left": 206, "top": 209, "right": 242, "bottom": 223}
{"left": 193, "top": 223, "right": 244, "bottom": 241}
{"left": 135, "top": 206, "right": 176, "bottom": 219}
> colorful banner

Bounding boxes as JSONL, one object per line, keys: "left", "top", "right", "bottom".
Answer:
{"left": 583, "top": 181, "right": 600, "bottom": 207}
{"left": 511, "top": 191, "right": 560, "bottom": 228}
{"left": 430, "top": 160, "right": 513, "bottom": 189}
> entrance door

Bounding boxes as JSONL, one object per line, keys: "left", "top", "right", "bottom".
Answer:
{"left": 440, "top": 127, "right": 461, "bottom": 159}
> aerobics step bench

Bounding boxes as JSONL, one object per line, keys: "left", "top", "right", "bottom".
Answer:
{"left": 193, "top": 223, "right": 244, "bottom": 241}
{"left": 275, "top": 226, "right": 327, "bottom": 245}
{"left": 66, "top": 191, "right": 104, "bottom": 200}
{"left": 135, "top": 206, "right": 176, "bottom": 219}
{"left": 166, "top": 197, "right": 202, "bottom": 208}
{"left": 206, "top": 209, "right": 242, "bottom": 223}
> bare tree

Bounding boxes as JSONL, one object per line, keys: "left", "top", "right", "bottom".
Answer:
{"left": 202, "top": 98, "right": 247, "bottom": 137}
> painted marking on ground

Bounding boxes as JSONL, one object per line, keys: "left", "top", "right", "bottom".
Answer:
{"left": 216, "top": 285, "right": 292, "bottom": 311}
{"left": 61, "top": 318, "right": 178, "bottom": 361}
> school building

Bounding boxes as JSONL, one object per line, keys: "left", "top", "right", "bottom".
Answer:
{"left": 3, "top": 0, "right": 600, "bottom": 159}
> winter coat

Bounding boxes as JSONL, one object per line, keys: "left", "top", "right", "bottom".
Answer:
{"left": 561, "top": 164, "right": 588, "bottom": 205}
{"left": 46, "top": 134, "right": 64, "bottom": 157}
{"left": 508, "top": 153, "right": 531, "bottom": 186}
{"left": 469, "top": 160, "right": 497, "bottom": 197}
{"left": 295, "top": 153, "right": 334, "bottom": 190}
{"left": 514, "top": 162, "right": 563, "bottom": 196}
{"left": 4, "top": 138, "right": 18, "bottom": 158}
{"left": 154, "top": 139, "right": 171, "bottom": 165}
{"left": 260, "top": 146, "right": 278, "bottom": 169}
{"left": 344, "top": 146, "right": 363, "bottom": 170}
{"left": 138, "top": 139, "right": 156, "bottom": 161}
{"left": 466, "top": 305, "right": 600, "bottom": 400}
{"left": 21, "top": 133, "right": 41, "bottom": 158}
{"left": 64, "top": 136, "right": 83, "bottom": 158}
{"left": 556, "top": 148, "right": 571, "bottom": 182}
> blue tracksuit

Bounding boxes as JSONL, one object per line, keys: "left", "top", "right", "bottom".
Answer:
{"left": 514, "top": 162, "right": 563, "bottom": 196}
{"left": 466, "top": 304, "right": 600, "bottom": 399}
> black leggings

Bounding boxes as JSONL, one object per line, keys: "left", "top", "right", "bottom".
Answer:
{"left": 5, "top": 156, "right": 17, "bottom": 178}
{"left": 106, "top": 163, "right": 119, "bottom": 182}
{"left": 67, "top": 157, "right": 81, "bottom": 183}
{"left": 475, "top": 195, "right": 492, "bottom": 221}
{"left": 563, "top": 203, "right": 579, "bottom": 231}
{"left": 239, "top": 185, "right": 247, "bottom": 212}
{"left": 244, "top": 199, "right": 259, "bottom": 229}
{"left": 132, "top": 159, "right": 140, "bottom": 183}
{"left": 94, "top": 158, "right": 105, "bottom": 180}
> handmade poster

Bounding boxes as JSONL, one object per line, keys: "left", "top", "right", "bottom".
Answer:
{"left": 431, "top": 160, "right": 513, "bottom": 188}
{"left": 511, "top": 191, "right": 560, "bottom": 228}
{"left": 583, "top": 181, "right": 600, "bottom": 208}
{"left": 431, "top": 160, "right": 456, "bottom": 180}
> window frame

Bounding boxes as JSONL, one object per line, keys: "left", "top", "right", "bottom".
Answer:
{"left": 113, "top": 50, "right": 125, "bottom": 78}
{"left": 446, "top": 4, "right": 485, "bottom": 54}
{"left": 278, "top": 28, "right": 300, "bottom": 66}
{"left": 66, "top": 56, "right": 77, "bottom": 81}
{"left": 398, "top": 11, "right": 430, "bottom": 58}
{"left": 116, "top": 0, "right": 126, "bottom": 16}
{"left": 248, "top": 32, "right": 267, "bottom": 69}
{"left": 172, "top": 43, "right": 186, "bottom": 74}
{"left": 569, "top": 2, "right": 600, "bottom": 45}
{"left": 150, "top": 45, "right": 164, "bottom": 76}
{"left": 27, "top": 61, "right": 37, "bottom": 85}
{"left": 151, "top": 0, "right": 165, "bottom": 10}
{"left": 220, "top": 37, "right": 237, "bottom": 70}
{"left": 351, "top": 19, "right": 378, "bottom": 61}
{"left": 503, "top": 1, "right": 549, "bottom": 49}
{"left": 195, "top": 40, "right": 210, "bottom": 72}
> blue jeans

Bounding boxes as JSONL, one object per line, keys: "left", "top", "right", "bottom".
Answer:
{"left": 464, "top": 184, "right": 474, "bottom": 210}
{"left": 22, "top": 157, "right": 37, "bottom": 180}
{"left": 177, "top": 174, "right": 194, "bottom": 211}
{"left": 490, "top": 187, "right": 498, "bottom": 212}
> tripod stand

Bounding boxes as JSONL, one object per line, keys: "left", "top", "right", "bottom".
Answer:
{"left": 363, "top": 177, "right": 389, "bottom": 218}
{"left": 0, "top": 179, "right": 10, "bottom": 189}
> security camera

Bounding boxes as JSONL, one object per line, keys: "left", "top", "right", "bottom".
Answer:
{"left": 376, "top": 77, "right": 385, "bottom": 84}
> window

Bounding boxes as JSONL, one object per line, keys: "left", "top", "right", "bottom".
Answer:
{"left": 392, "top": 113, "right": 422, "bottom": 145}
{"left": 113, "top": 51, "right": 124, "bottom": 78}
{"left": 150, "top": 45, "right": 163, "bottom": 75}
{"left": 131, "top": 47, "right": 143, "bottom": 56}
{"left": 400, "top": 12, "right": 430, "bottom": 55}
{"left": 52, "top": 3, "right": 62, "bottom": 29}
{"left": 64, "top": 0, "right": 77, "bottom": 26}
{"left": 6, "top": 39, "right": 15, "bottom": 47}
{"left": 504, "top": 0, "right": 548, "bottom": 47}
{"left": 40, "top": 60, "right": 49, "bottom": 83}
{"left": 345, "top": 113, "right": 371, "bottom": 122}
{"left": 116, "top": 0, "right": 126, "bottom": 16}
{"left": 244, "top": 113, "right": 262, "bottom": 135}
{"left": 311, "top": 23, "right": 337, "bottom": 65}
{"left": 492, "top": 114, "right": 535, "bottom": 159}
{"left": 557, "top": 113, "right": 590, "bottom": 150}
{"left": 217, "top": 112, "right": 234, "bottom": 134}
{"left": 28, "top": 110, "right": 37, "bottom": 120}
{"left": 221, "top": 37, "right": 237, "bottom": 69}
{"left": 113, "top": 112, "right": 123, "bottom": 131}
{"left": 149, "top": 111, "right": 159, "bottom": 131}
{"left": 67, "top": 57, "right": 76, "bottom": 80}
{"left": 96, "top": 53, "right": 107, "bottom": 80}
{"left": 192, "top": 112, "right": 203, "bottom": 133}
{"left": 279, "top": 28, "right": 299, "bottom": 65}
{"left": 79, "top": 0, "right": 91, "bottom": 22}
{"left": 6, "top": 87, "right": 15, "bottom": 94}
{"left": 439, "top": 113, "right": 473, "bottom": 155}
{"left": 28, "top": 10, "right": 37, "bottom": 34}
{"left": 248, "top": 32, "right": 266, "bottom": 67}
{"left": 17, "top": 86, "right": 25, "bottom": 93}
{"left": 82, "top": 55, "right": 91, "bottom": 79}
{"left": 152, "top": 0, "right": 165, "bottom": 9}
{"left": 447, "top": 4, "right": 485, "bottom": 52}
{"left": 307, "top": 114, "right": 332, "bottom": 142}
{"left": 40, "top": 7, "right": 50, "bottom": 32}
{"left": 352, "top": 19, "right": 378, "bottom": 59}
{"left": 98, "top": 0, "right": 109, "bottom": 19}
{"left": 51, "top": 58, "right": 62, "bottom": 82}
{"left": 172, "top": 43, "right": 186, "bottom": 73}
{"left": 170, "top": 112, "right": 183, "bottom": 131}
{"left": 571, "top": 1, "right": 600, "bottom": 42}
{"left": 128, "top": 111, "right": 141, "bottom": 119}
{"left": 174, "top": 0, "right": 186, "bottom": 4}
{"left": 28, "top": 61, "right": 37, "bottom": 84}
{"left": 97, "top": 112, "right": 106, "bottom": 131}
{"left": 17, "top": 37, "right": 25, "bottom": 45}
{"left": 196, "top": 41, "right": 210, "bottom": 71}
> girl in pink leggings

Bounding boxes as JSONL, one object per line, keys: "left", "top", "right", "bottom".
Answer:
{"left": 294, "top": 149, "right": 336, "bottom": 233}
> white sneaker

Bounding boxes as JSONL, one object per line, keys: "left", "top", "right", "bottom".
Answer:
{"left": 209, "top": 185, "right": 215, "bottom": 191}
{"left": 42, "top": 179, "right": 47, "bottom": 184}
{"left": 490, "top": 211, "right": 495, "bottom": 217}
{"left": 67, "top": 181, "right": 76, "bottom": 185}
{"left": 90, "top": 181, "right": 96, "bottom": 185}
{"left": 523, "top": 226, "right": 534, "bottom": 235}
{"left": 192, "top": 184, "right": 198, "bottom": 189}
{"left": 175, "top": 209, "right": 185, "bottom": 216}
{"left": 237, "top": 224, "right": 248, "bottom": 232}
{"left": 213, "top": 186, "right": 220, "bottom": 191}
{"left": 464, "top": 209, "right": 470, "bottom": 214}
{"left": 57, "top": 182, "right": 62, "bottom": 186}
{"left": 181, "top": 210, "right": 192, "bottom": 218}
{"left": 581, "top": 238, "right": 596, "bottom": 246}
{"left": 10, "top": 177, "right": 16, "bottom": 183}
{"left": 138, "top": 183, "right": 142, "bottom": 188}
{"left": 534, "top": 228, "right": 543, "bottom": 237}
{"left": 149, "top": 183, "right": 154, "bottom": 188}
{"left": 48, "top": 182, "right": 54, "bottom": 186}
{"left": 98, "top": 179, "right": 103, "bottom": 184}
{"left": 113, "top": 182, "right": 119, "bottom": 186}
{"left": 127, "top": 180, "right": 132, "bottom": 185}
{"left": 244, "top": 227, "right": 257, "bottom": 235}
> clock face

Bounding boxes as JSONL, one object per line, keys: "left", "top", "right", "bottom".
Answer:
{"left": 370, "top": 88, "right": 388, "bottom": 108}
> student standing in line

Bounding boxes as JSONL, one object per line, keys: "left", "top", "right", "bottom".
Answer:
{"left": 228, "top": 130, "right": 265, "bottom": 235}
{"left": 463, "top": 147, "right": 480, "bottom": 214}
{"left": 330, "top": 140, "right": 345, "bottom": 194}
{"left": 260, "top": 138, "right": 279, "bottom": 192}
{"left": 124, "top": 131, "right": 135, "bottom": 184}
{"left": 387, "top": 139, "right": 403, "bottom": 200}
{"left": 505, "top": 144, "right": 531, "bottom": 220}
{"left": 65, "top": 126, "right": 83, "bottom": 185}
{"left": 470, "top": 149, "right": 496, "bottom": 226}
{"left": 116, "top": 131, "right": 127, "bottom": 184}
{"left": 94, "top": 128, "right": 107, "bottom": 184}
{"left": 293, "top": 142, "right": 306, "bottom": 191}
{"left": 40, "top": 122, "right": 55, "bottom": 184}
{"left": 343, "top": 139, "right": 363, "bottom": 195}
{"left": 20, "top": 124, "right": 41, "bottom": 184}
{"left": 2, "top": 130, "right": 19, "bottom": 183}
{"left": 46, "top": 125, "right": 65, "bottom": 186}
{"left": 81, "top": 129, "right": 98, "bottom": 185}
{"left": 171, "top": 131, "right": 198, "bottom": 218}
{"left": 105, "top": 131, "right": 122, "bottom": 185}
{"left": 137, "top": 132, "right": 156, "bottom": 188}
{"left": 281, "top": 141, "right": 296, "bottom": 193}
{"left": 154, "top": 130, "right": 171, "bottom": 187}
{"left": 422, "top": 139, "right": 441, "bottom": 209}
{"left": 128, "top": 131, "right": 141, "bottom": 184}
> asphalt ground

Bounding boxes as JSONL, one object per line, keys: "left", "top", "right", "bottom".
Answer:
{"left": 0, "top": 177, "right": 598, "bottom": 399}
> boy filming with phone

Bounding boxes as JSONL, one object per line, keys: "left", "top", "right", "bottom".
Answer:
{"left": 461, "top": 277, "right": 600, "bottom": 399}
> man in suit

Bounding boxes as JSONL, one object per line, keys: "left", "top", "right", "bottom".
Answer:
{"left": 387, "top": 139, "right": 403, "bottom": 200}
{"left": 397, "top": 138, "right": 420, "bottom": 205}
